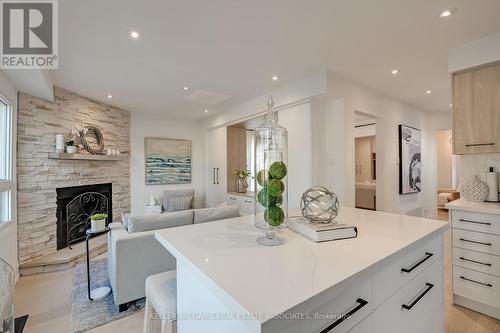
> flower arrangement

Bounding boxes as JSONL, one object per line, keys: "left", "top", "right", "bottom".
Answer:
{"left": 234, "top": 169, "right": 250, "bottom": 179}
{"left": 234, "top": 169, "right": 250, "bottom": 193}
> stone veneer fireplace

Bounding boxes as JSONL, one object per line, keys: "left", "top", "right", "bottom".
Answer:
{"left": 17, "top": 87, "right": 130, "bottom": 265}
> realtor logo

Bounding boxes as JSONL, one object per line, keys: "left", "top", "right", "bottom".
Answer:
{"left": 1, "top": 0, "right": 58, "bottom": 69}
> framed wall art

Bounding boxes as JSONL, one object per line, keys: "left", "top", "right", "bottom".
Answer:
{"left": 145, "top": 138, "right": 191, "bottom": 185}
{"left": 398, "top": 125, "right": 421, "bottom": 194}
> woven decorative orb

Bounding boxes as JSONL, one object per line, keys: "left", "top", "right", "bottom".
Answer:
{"left": 300, "top": 185, "right": 339, "bottom": 223}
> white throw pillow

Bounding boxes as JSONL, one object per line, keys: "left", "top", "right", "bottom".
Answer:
{"left": 167, "top": 196, "right": 192, "bottom": 212}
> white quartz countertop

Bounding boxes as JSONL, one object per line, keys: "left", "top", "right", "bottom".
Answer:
{"left": 446, "top": 198, "right": 500, "bottom": 214}
{"left": 155, "top": 207, "right": 448, "bottom": 322}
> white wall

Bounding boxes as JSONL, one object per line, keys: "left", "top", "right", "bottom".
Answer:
{"left": 315, "top": 73, "right": 434, "bottom": 216}
{"left": 0, "top": 70, "right": 18, "bottom": 276}
{"left": 130, "top": 112, "right": 206, "bottom": 214}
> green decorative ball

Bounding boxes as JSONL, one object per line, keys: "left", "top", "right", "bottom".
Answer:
{"left": 268, "top": 179, "right": 284, "bottom": 196}
{"left": 264, "top": 206, "right": 285, "bottom": 226}
{"left": 275, "top": 194, "right": 283, "bottom": 205}
{"left": 256, "top": 169, "right": 271, "bottom": 187}
{"left": 269, "top": 161, "right": 287, "bottom": 179}
{"left": 257, "top": 188, "right": 277, "bottom": 207}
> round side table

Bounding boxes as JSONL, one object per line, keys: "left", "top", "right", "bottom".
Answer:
{"left": 86, "top": 227, "right": 111, "bottom": 301}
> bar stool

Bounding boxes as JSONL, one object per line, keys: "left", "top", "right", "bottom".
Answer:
{"left": 143, "top": 270, "right": 177, "bottom": 333}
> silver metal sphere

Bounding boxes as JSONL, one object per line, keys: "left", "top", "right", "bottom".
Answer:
{"left": 300, "top": 185, "right": 339, "bottom": 223}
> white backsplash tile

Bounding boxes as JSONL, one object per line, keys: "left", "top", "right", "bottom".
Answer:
{"left": 459, "top": 153, "right": 500, "bottom": 187}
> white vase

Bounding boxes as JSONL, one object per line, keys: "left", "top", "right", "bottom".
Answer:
{"left": 461, "top": 176, "right": 489, "bottom": 202}
{"left": 56, "top": 134, "right": 65, "bottom": 152}
{"left": 66, "top": 146, "right": 77, "bottom": 154}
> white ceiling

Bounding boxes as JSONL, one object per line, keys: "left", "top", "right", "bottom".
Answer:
{"left": 53, "top": 0, "right": 500, "bottom": 119}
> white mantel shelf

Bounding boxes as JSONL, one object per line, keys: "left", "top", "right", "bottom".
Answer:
{"left": 48, "top": 152, "right": 123, "bottom": 161}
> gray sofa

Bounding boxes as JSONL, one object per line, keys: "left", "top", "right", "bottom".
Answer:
{"left": 107, "top": 193, "right": 240, "bottom": 311}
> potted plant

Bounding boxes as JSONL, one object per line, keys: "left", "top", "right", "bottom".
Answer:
{"left": 65, "top": 140, "right": 77, "bottom": 154}
{"left": 90, "top": 213, "right": 108, "bottom": 232}
{"left": 234, "top": 169, "right": 250, "bottom": 193}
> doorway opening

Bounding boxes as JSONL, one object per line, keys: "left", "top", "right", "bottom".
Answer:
{"left": 354, "top": 112, "right": 377, "bottom": 210}
{"left": 436, "top": 129, "right": 459, "bottom": 220}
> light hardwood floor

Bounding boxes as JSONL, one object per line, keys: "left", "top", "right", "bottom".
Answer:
{"left": 14, "top": 215, "right": 500, "bottom": 332}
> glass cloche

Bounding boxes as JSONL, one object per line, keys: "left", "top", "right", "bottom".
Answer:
{"left": 254, "top": 96, "right": 288, "bottom": 246}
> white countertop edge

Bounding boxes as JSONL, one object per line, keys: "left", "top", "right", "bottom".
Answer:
{"left": 446, "top": 198, "right": 500, "bottom": 215}
{"left": 155, "top": 221, "right": 449, "bottom": 323}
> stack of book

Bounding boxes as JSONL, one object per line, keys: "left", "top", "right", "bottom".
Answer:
{"left": 287, "top": 217, "right": 357, "bottom": 242}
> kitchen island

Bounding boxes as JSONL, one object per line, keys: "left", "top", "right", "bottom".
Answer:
{"left": 155, "top": 207, "right": 448, "bottom": 333}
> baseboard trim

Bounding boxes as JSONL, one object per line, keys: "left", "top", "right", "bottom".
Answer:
{"left": 454, "top": 294, "right": 500, "bottom": 320}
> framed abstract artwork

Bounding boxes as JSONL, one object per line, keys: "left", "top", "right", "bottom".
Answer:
{"left": 145, "top": 138, "right": 191, "bottom": 185}
{"left": 398, "top": 125, "right": 421, "bottom": 194}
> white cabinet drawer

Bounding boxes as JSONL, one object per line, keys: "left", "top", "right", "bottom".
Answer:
{"left": 263, "top": 274, "right": 372, "bottom": 333}
{"left": 227, "top": 194, "right": 239, "bottom": 203}
{"left": 347, "top": 315, "right": 372, "bottom": 333}
{"left": 453, "top": 247, "right": 500, "bottom": 277}
{"left": 453, "top": 266, "right": 500, "bottom": 309}
{"left": 452, "top": 210, "right": 500, "bottom": 235}
{"left": 373, "top": 260, "right": 444, "bottom": 333}
{"left": 453, "top": 228, "right": 500, "bottom": 255}
{"left": 372, "top": 234, "right": 442, "bottom": 305}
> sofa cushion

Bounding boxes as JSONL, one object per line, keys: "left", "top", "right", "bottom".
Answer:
{"left": 163, "top": 189, "right": 194, "bottom": 211}
{"left": 167, "top": 196, "right": 193, "bottom": 212}
{"left": 128, "top": 210, "right": 193, "bottom": 233}
{"left": 193, "top": 205, "right": 240, "bottom": 224}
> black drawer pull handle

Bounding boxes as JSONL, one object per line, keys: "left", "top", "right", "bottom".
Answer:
{"left": 401, "top": 252, "right": 434, "bottom": 273}
{"left": 460, "top": 276, "right": 492, "bottom": 288}
{"left": 213, "top": 168, "right": 216, "bottom": 184}
{"left": 459, "top": 219, "right": 492, "bottom": 226}
{"left": 229, "top": 197, "right": 237, "bottom": 201}
{"left": 459, "top": 256, "right": 492, "bottom": 267}
{"left": 465, "top": 143, "right": 495, "bottom": 147}
{"left": 402, "top": 283, "right": 434, "bottom": 310}
{"left": 319, "top": 298, "right": 368, "bottom": 333}
{"left": 244, "top": 200, "right": 253, "bottom": 203}
{"left": 459, "top": 238, "right": 492, "bottom": 246}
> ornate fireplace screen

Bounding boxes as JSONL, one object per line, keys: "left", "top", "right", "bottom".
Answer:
{"left": 66, "top": 192, "right": 109, "bottom": 247}
{"left": 0, "top": 257, "right": 14, "bottom": 333}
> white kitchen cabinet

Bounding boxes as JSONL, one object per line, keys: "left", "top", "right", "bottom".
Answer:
{"left": 206, "top": 127, "right": 227, "bottom": 207}
{"left": 156, "top": 207, "right": 448, "bottom": 333}
{"left": 447, "top": 199, "right": 500, "bottom": 320}
{"left": 227, "top": 193, "right": 254, "bottom": 216}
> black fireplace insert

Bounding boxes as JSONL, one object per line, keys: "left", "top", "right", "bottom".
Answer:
{"left": 56, "top": 183, "right": 112, "bottom": 250}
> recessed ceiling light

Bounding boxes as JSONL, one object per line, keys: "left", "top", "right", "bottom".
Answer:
{"left": 272, "top": 75, "right": 279, "bottom": 81}
{"left": 107, "top": 94, "right": 113, "bottom": 99}
{"left": 440, "top": 9, "right": 454, "bottom": 18}
{"left": 449, "top": 103, "right": 453, "bottom": 107}
{"left": 129, "top": 30, "right": 140, "bottom": 39}
{"left": 204, "top": 109, "right": 208, "bottom": 113}
{"left": 425, "top": 90, "right": 432, "bottom": 94}
{"left": 391, "top": 69, "right": 399, "bottom": 75}
{"left": 183, "top": 86, "right": 190, "bottom": 91}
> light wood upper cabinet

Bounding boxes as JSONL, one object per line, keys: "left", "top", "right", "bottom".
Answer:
{"left": 453, "top": 62, "right": 500, "bottom": 154}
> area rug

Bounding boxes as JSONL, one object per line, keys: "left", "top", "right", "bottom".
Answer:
{"left": 70, "top": 259, "right": 145, "bottom": 333}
